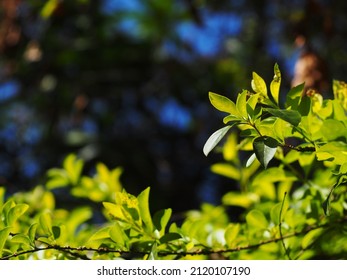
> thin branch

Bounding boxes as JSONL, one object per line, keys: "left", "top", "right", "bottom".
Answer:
{"left": 2, "top": 216, "right": 346, "bottom": 260}
{"left": 279, "top": 192, "right": 291, "bottom": 260}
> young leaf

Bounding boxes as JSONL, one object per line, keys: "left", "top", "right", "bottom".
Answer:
{"left": 246, "top": 209, "right": 268, "bottom": 229}
{"left": 109, "top": 223, "right": 126, "bottom": 247}
{"left": 39, "top": 212, "right": 53, "bottom": 237}
{"left": 137, "top": 187, "right": 154, "bottom": 233}
{"left": 251, "top": 72, "right": 267, "bottom": 97}
{"left": 253, "top": 136, "right": 279, "bottom": 168}
{"left": 225, "top": 223, "right": 240, "bottom": 247}
{"left": 203, "top": 125, "right": 233, "bottom": 156}
{"left": 286, "top": 83, "right": 304, "bottom": 109}
{"left": 264, "top": 108, "right": 301, "bottom": 126}
{"left": 0, "top": 227, "right": 11, "bottom": 257}
{"left": 208, "top": 92, "right": 239, "bottom": 116}
{"left": 153, "top": 208, "right": 172, "bottom": 236}
{"left": 236, "top": 90, "right": 248, "bottom": 119}
{"left": 7, "top": 204, "right": 29, "bottom": 226}
{"left": 28, "top": 223, "right": 38, "bottom": 244}
{"left": 10, "top": 233, "right": 32, "bottom": 247}
{"left": 270, "top": 63, "right": 281, "bottom": 105}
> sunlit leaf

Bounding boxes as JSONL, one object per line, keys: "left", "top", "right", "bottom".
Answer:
{"left": 253, "top": 136, "right": 279, "bottom": 168}
{"left": 236, "top": 90, "right": 248, "bottom": 119}
{"left": 316, "top": 141, "right": 347, "bottom": 165}
{"left": 7, "top": 204, "right": 29, "bottom": 226}
{"left": 28, "top": 223, "right": 38, "bottom": 244}
{"left": 153, "top": 208, "right": 172, "bottom": 236}
{"left": 246, "top": 209, "right": 268, "bottom": 229}
{"left": 137, "top": 187, "right": 153, "bottom": 233}
{"left": 222, "top": 191, "right": 259, "bottom": 208}
{"left": 10, "top": 234, "right": 31, "bottom": 247}
{"left": 301, "top": 228, "right": 323, "bottom": 249}
{"left": 246, "top": 153, "right": 257, "bottom": 167}
{"left": 0, "top": 227, "right": 11, "bottom": 257}
{"left": 320, "top": 119, "right": 347, "bottom": 141}
{"left": 270, "top": 63, "right": 281, "bottom": 105}
{"left": 211, "top": 163, "right": 241, "bottom": 180}
{"left": 208, "top": 91, "right": 239, "bottom": 116}
{"left": 203, "top": 125, "right": 233, "bottom": 156}
{"left": 109, "top": 223, "right": 126, "bottom": 247}
{"left": 251, "top": 72, "right": 267, "bottom": 97}
{"left": 39, "top": 212, "right": 53, "bottom": 236}
{"left": 225, "top": 223, "right": 240, "bottom": 247}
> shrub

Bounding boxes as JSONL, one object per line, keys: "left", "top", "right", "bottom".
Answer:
{"left": 1, "top": 65, "right": 346, "bottom": 259}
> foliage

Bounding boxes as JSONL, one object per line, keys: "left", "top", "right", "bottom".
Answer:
{"left": 1, "top": 65, "right": 346, "bottom": 260}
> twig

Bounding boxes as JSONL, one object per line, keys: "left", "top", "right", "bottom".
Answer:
{"left": 2, "top": 216, "right": 346, "bottom": 260}
{"left": 279, "top": 192, "right": 291, "bottom": 259}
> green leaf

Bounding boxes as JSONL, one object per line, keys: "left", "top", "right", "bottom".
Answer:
{"left": 251, "top": 72, "right": 267, "bottom": 96}
{"left": 222, "top": 191, "right": 259, "bottom": 208}
{"left": 0, "top": 227, "right": 11, "bottom": 257}
{"left": 63, "top": 154, "right": 84, "bottom": 185}
{"left": 109, "top": 223, "right": 126, "bottom": 247}
{"left": 286, "top": 83, "right": 304, "bottom": 109}
{"left": 253, "top": 136, "right": 279, "bottom": 168}
{"left": 225, "top": 224, "right": 240, "bottom": 247}
{"left": 211, "top": 163, "right": 241, "bottom": 180}
{"left": 316, "top": 141, "right": 347, "bottom": 165}
{"left": 265, "top": 108, "right": 301, "bottom": 126}
{"left": 52, "top": 226, "right": 61, "bottom": 239}
{"left": 7, "top": 204, "right": 29, "bottom": 226}
{"left": 159, "top": 232, "right": 181, "bottom": 244}
{"left": 153, "top": 208, "right": 172, "bottom": 236}
{"left": 301, "top": 228, "right": 323, "bottom": 249}
{"left": 270, "top": 201, "right": 288, "bottom": 226}
{"left": 208, "top": 91, "right": 239, "bottom": 115}
{"left": 322, "top": 175, "right": 347, "bottom": 216}
{"left": 39, "top": 212, "right": 53, "bottom": 237}
{"left": 270, "top": 63, "right": 281, "bottom": 105}
{"left": 28, "top": 223, "right": 38, "bottom": 244}
{"left": 137, "top": 187, "right": 153, "bottom": 233}
{"left": 320, "top": 119, "right": 347, "bottom": 141}
{"left": 236, "top": 90, "right": 248, "bottom": 119}
{"left": 246, "top": 209, "right": 268, "bottom": 229}
{"left": 203, "top": 125, "right": 233, "bottom": 156}
{"left": 10, "top": 234, "right": 32, "bottom": 247}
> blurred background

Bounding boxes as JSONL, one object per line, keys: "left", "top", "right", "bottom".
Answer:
{"left": 1, "top": 0, "right": 347, "bottom": 212}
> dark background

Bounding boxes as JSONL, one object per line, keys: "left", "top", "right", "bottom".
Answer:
{"left": 1, "top": 0, "right": 347, "bottom": 212}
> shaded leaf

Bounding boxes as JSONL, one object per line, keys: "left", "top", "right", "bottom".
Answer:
{"left": 286, "top": 83, "right": 304, "bottom": 109}
{"left": 159, "top": 232, "right": 181, "bottom": 244}
{"left": 253, "top": 136, "right": 279, "bottom": 168}
{"left": 265, "top": 108, "right": 301, "bottom": 126}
